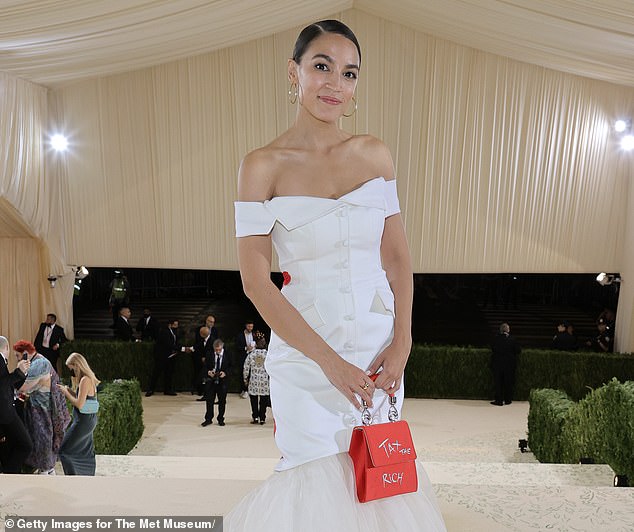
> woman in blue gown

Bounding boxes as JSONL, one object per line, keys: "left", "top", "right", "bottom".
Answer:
{"left": 57, "top": 352, "right": 100, "bottom": 475}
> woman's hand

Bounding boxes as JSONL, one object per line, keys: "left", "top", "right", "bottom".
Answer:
{"left": 56, "top": 383, "right": 70, "bottom": 398}
{"left": 320, "top": 356, "right": 376, "bottom": 411}
{"left": 366, "top": 339, "right": 411, "bottom": 395}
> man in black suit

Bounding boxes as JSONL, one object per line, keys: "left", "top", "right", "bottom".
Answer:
{"left": 190, "top": 326, "right": 214, "bottom": 397}
{"left": 201, "top": 339, "right": 232, "bottom": 427}
{"left": 146, "top": 319, "right": 182, "bottom": 397}
{"left": 490, "top": 323, "right": 521, "bottom": 406}
{"left": 114, "top": 307, "right": 136, "bottom": 342}
{"left": 33, "top": 313, "right": 67, "bottom": 373}
{"left": 235, "top": 320, "right": 255, "bottom": 399}
{"left": 203, "top": 315, "right": 219, "bottom": 342}
{"left": 136, "top": 308, "right": 159, "bottom": 341}
{"left": 0, "top": 335, "right": 32, "bottom": 473}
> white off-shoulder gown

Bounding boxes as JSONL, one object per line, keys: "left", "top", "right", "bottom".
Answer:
{"left": 229, "top": 177, "right": 446, "bottom": 531}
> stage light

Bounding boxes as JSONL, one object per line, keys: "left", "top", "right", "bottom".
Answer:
{"left": 518, "top": 439, "right": 528, "bottom": 453}
{"left": 596, "top": 273, "right": 621, "bottom": 286}
{"left": 47, "top": 275, "right": 57, "bottom": 288}
{"left": 621, "top": 135, "right": 634, "bottom": 151}
{"left": 614, "top": 119, "right": 629, "bottom": 133}
{"left": 596, "top": 272, "right": 609, "bottom": 285}
{"left": 50, "top": 134, "right": 68, "bottom": 151}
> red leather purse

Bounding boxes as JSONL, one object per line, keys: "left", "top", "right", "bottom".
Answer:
{"left": 348, "top": 377, "right": 418, "bottom": 503}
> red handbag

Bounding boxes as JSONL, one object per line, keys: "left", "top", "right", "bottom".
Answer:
{"left": 348, "top": 378, "right": 418, "bottom": 503}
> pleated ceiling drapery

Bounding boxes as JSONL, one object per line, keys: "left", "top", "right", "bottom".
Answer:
{"left": 3, "top": 1, "right": 634, "bottom": 89}
{"left": 53, "top": 9, "right": 634, "bottom": 274}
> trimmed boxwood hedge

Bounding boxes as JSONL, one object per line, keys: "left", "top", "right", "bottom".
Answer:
{"left": 62, "top": 341, "right": 634, "bottom": 401}
{"left": 405, "top": 345, "right": 634, "bottom": 401}
{"left": 528, "top": 379, "right": 634, "bottom": 480}
{"left": 92, "top": 379, "right": 144, "bottom": 454}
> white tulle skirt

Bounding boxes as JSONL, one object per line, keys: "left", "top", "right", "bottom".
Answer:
{"left": 225, "top": 452, "right": 447, "bottom": 532}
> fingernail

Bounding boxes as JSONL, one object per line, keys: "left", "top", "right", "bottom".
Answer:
{"left": 365, "top": 370, "right": 371, "bottom": 375}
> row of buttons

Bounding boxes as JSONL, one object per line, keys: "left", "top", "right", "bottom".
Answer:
{"left": 337, "top": 205, "right": 355, "bottom": 354}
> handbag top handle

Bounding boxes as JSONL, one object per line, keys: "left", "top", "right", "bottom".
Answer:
{"left": 361, "top": 373, "right": 399, "bottom": 426}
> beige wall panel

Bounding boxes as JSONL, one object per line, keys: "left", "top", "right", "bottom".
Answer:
{"left": 54, "top": 9, "right": 634, "bottom": 275}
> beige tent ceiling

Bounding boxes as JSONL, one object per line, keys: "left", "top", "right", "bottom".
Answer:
{"left": 2, "top": 0, "right": 634, "bottom": 89}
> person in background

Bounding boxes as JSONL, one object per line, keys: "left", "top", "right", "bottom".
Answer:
{"left": 190, "top": 326, "right": 213, "bottom": 399}
{"left": 243, "top": 332, "right": 270, "bottom": 425}
{"left": 146, "top": 319, "right": 183, "bottom": 397}
{"left": 136, "top": 308, "right": 159, "bottom": 341}
{"left": 490, "top": 323, "right": 521, "bottom": 406}
{"left": 33, "top": 313, "right": 67, "bottom": 376}
{"left": 114, "top": 307, "right": 136, "bottom": 342}
{"left": 204, "top": 315, "right": 219, "bottom": 342}
{"left": 587, "top": 318, "right": 614, "bottom": 352}
{"left": 235, "top": 320, "right": 256, "bottom": 399}
{"left": 14, "top": 340, "right": 70, "bottom": 474}
{"left": 108, "top": 270, "right": 130, "bottom": 327}
{"left": 566, "top": 322, "right": 578, "bottom": 349}
{"left": 551, "top": 320, "right": 577, "bottom": 351}
{"left": 201, "top": 339, "right": 232, "bottom": 427}
{"left": 57, "top": 352, "right": 100, "bottom": 475}
{"left": 0, "top": 335, "right": 32, "bottom": 474}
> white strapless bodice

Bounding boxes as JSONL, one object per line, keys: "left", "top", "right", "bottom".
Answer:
{"left": 235, "top": 177, "right": 404, "bottom": 471}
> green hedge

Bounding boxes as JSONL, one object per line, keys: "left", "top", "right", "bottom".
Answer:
{"left": 405, "top": 345, "right": 634, "bottom": 401}
{"left": 92, "top": 379, "right": 144, "bottom": 454}
{"left": 526, "top": 388, "right": 574, "bottom": 463}
{"left": 61, "top": 340, "right": 193, "bottom": 392}
{"left": 528, "top": 379, "right": 634, "bottom": 480}
{"left": 62, "top": 341, "right": 634, "bottom": 400}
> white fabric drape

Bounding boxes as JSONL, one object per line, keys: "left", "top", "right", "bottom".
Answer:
{"left": 0, "top": 73, "right": 74, "bottom": 351}
{"left": 52, "top": 9, "right": 634, "bottom": 274}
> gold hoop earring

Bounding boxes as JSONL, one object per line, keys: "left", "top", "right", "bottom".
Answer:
{"left": 288, "top": 82, "right": 298, "bottom": 105}
{"left": 343, "top": 96, "right": 357, "bottom": 117}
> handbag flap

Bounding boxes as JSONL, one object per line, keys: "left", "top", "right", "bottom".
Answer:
{"left": 358, "top": 420, "right": 417, "bottom": 467}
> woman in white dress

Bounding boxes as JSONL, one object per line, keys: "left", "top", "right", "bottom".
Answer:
{"left": 230, "top": 20, "right": 446, "bottom": 531}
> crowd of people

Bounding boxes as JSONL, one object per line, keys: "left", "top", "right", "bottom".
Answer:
{"left": 0, "top": 325, "right": 100, "bottom": 476}
{"left": 550, "top": 309, "right": 616, "bottom": 353}
{"left": 138, "top": 313, "right": 272, "bottom": 428}
{"left": 489, "top": 309, "right": 617, "bottom": 407}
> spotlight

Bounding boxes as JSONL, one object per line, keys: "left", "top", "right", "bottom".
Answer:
{"left": 596, "top": 273, "right": 621, "bottom": 286}
{"left": 47, "top": 275, "right": 57, "bottom": 288}
{"left": 75, "top": 266, "right": 89, "bottom": 280}
{"left": 614, "top": 474, "right": 629, "bottom": 487}
{"left": 50, "top": 134, "right": 68, "bottom": 151}
{"left": 518, "top": 439, "right": 528, "bottom": 453}
{"left": 621, "top": 135, "right": 634, "bottom": 151}
{"left": 614, "top": 119, "right": 630, "bottom": 133}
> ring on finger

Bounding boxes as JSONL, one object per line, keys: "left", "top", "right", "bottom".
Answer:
{"left": 361, "top": 382, "right": 370, "bottom": 391}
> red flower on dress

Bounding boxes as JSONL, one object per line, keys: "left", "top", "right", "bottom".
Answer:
{"left": 282, "top": 271, "right": 291, "bottom": 285}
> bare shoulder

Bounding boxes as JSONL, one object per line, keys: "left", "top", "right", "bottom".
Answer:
{"left": 238, "top": 146, "right": 280, "bottom": 202}
{"left": 351, "top": 135, "right": 395, "bottom": 181}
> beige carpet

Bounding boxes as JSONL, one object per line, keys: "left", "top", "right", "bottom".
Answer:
{"left": 1, "top": 394, "right": 633, "bottom": 531}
